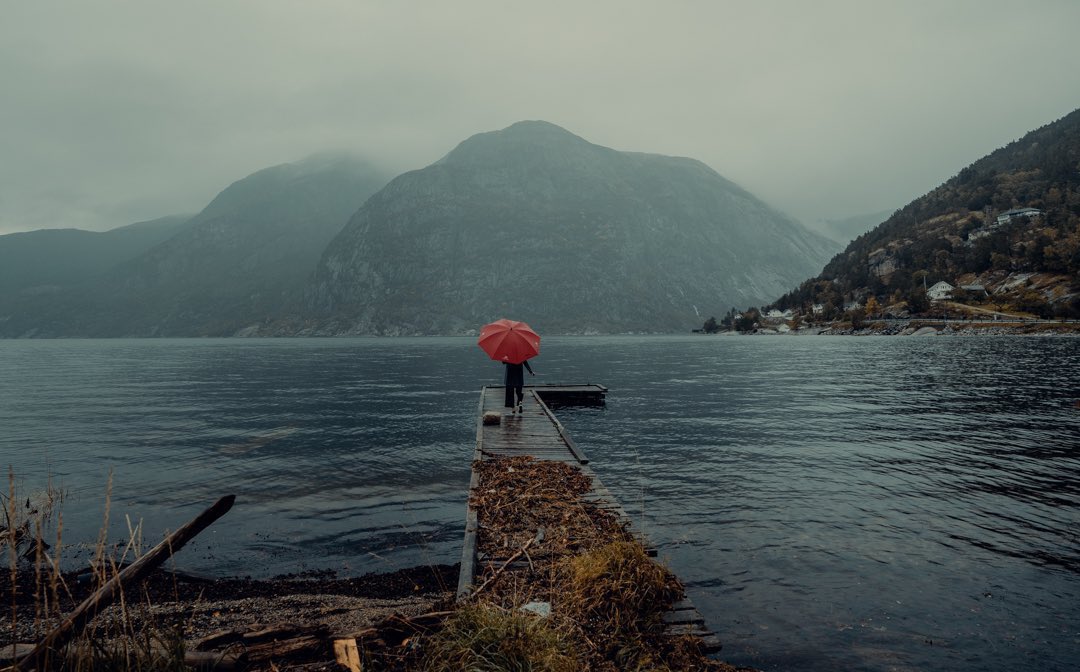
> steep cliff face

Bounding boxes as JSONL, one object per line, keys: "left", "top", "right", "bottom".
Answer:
{"left": 311, "top": 121, "right": 836, "bottom": 334}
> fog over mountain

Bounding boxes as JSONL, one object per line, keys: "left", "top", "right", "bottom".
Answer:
{"left": 309, "top": 121, "right": 837, "bottom": 335}
{"left": 0, "top": 154, "right": 390, "bottom": 337}
{"left": 810, "top": 210, "right": 894, "bottom": 246}
{"left": 3, "top": 3, "right": 1077, "bottom": 239}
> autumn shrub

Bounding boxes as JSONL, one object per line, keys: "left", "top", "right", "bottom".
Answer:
{"left": 557, "top": 541, "right": 683, "bottom": 669}
{"left": 420, "top": 604, "right": 578, "bottom": 672}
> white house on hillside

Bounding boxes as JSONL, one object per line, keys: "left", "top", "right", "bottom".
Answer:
{"left": 927, "top": 281, "right": 955, "bottom": 300}
{"left": 996, "top": 207, "right": 1042, "bottom": 225}
{"left": 764, "top": 308, "right": 795, "bottom": 322}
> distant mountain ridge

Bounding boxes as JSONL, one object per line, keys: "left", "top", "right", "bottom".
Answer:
{"left": 0, "top": 154, "right": 391, "bottom": 337}
{"left": 102, "top": 154, "right": 390, "bottom": 332}
{"left": 0, "top": 215, "right": 190, "bottom": 291}
{"left": 308, "top": 120, "right": 837, "bottom": 335}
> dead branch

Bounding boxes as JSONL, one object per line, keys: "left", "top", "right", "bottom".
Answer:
{"left": 468, "top": 537, "right": 536, "bottom": 599}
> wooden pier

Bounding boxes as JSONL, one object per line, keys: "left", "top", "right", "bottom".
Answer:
{"left": 458, "top": 383, "right": 720, "bottom": 654}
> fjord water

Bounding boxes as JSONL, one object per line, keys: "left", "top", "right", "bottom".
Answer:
{"left": 2, "top": 336, "right": 1077, "bottom": 671}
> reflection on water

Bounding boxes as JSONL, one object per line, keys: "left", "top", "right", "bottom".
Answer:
{"left": 2, "top": 335, "right": 1078, "bottom": 671}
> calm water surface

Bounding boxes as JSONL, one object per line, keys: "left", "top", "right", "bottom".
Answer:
{"left": 2, "top": 336, "right": 1078, "bottom": 671}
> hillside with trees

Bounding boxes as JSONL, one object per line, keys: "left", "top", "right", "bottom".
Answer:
{"left": 771, "top": 108, "right": 1080, "bottom": 322}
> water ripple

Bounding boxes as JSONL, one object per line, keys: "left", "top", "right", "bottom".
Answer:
{"left": 2, "top": 335, "right": 1079, "bottom": 671}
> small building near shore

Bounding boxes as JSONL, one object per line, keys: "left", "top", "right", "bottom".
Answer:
{"left": 927, "top": 281, "right": 955, "bottom": 300}
{"left": 763, "top": 308, "right": 795, "bottom": 322}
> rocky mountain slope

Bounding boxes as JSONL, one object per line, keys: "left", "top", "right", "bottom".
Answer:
{"left": 309, "top": 121, "right": 836, "bottom": 335}
{"left": 773, "top": 107, "right": 1080, "bottom": 320}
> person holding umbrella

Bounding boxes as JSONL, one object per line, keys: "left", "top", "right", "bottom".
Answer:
{"left": 477, "top": 319, "right": 540, "bottom": 414}
{"left": 503, "top": 358, "right": 535, "bottom": 413}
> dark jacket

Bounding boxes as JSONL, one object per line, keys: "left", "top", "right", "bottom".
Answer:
{"left": 503, "top": 360, "right": 534, "bottom": 388}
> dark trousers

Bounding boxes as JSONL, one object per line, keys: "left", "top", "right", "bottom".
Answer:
{"left": 504, "top": 385, "right": 524, "bottom": 408}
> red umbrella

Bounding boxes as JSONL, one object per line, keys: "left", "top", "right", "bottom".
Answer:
{"left": 478, "top": 319, "right": 540, "bottom": 364}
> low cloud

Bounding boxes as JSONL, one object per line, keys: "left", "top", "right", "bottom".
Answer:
{"left": 2, "top": 0, "right": 1078, "bottom": 234}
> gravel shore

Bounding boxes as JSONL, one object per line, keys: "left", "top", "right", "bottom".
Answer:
{"left": 2, "top": 563, "right": 458, "bottom": 649}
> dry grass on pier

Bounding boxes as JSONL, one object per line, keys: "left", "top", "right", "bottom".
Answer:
{"left": 377, "top": 455, "right": 750, "bottom": 672}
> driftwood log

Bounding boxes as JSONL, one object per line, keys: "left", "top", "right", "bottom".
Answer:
{"left": 333, "top": 638, "right": 363, "bottom": 672}
{"left": 11, "top": 495, "right": 236, "bottom": 672}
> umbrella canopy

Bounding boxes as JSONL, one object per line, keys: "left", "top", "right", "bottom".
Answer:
{"left": 478, "top": 319, "right": 540, "bottom": 364}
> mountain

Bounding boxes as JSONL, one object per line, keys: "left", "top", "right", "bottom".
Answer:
{"left": 811, "top": 210, "right": 893, "bottom": 245}
{"left": 0, "top": 154, "right": 391, "bottom": 337}
{"left": 772, "top": 108, "right": 1080, "bottom": 320}
{"left": 0, "top": 215, "right": 190, "bottom": 291}
{"left": 309, "top": 120, "right": 837, "bottom": 335}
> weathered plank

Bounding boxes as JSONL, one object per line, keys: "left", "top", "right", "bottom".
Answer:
{"left": 531, "top": 390, "right": 590, "bottom": 464}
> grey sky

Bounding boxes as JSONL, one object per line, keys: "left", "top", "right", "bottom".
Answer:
{"left": 2, "top": 1, "right": 1078, "bottom": 235}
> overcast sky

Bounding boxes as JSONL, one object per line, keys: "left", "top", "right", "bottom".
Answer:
{"left": 1, "top": 1, "right": 1078, "bottom": 236}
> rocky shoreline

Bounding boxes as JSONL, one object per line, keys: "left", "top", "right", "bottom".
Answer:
{"left": 744, "top": 321, "right": 1080, "bottom": 337}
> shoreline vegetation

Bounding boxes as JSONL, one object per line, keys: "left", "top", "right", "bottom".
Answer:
{"left": 698, "top": 314, "right": 1080, "bottom": 337}
{"left": 4, "top": 461, "right": 754, "bottom": 671}
{"left": 707, "top": 267, "right": 1080, "bottom": 338}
